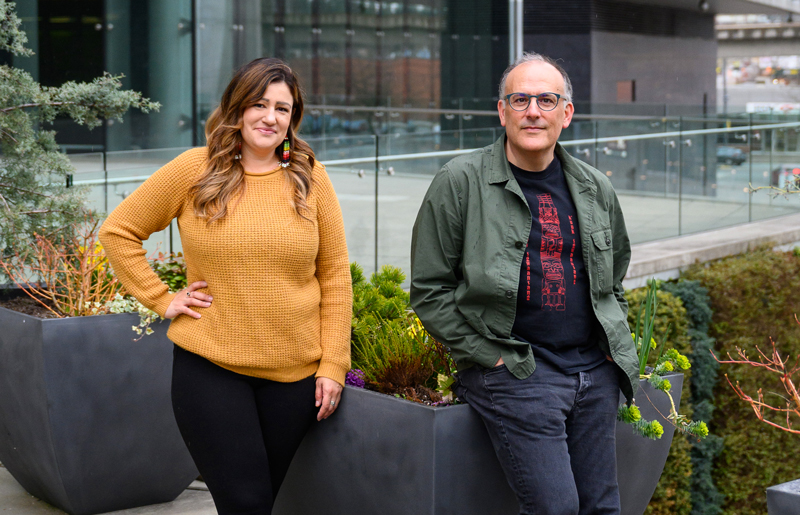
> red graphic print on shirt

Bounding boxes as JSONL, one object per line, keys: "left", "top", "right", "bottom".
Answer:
{"left": 525, "top": 250, "right": 531, "bottom": 301}
{"left": 538, "top": 194, "right": 566, "bottom": 311}
{"left": 568, "top": 216, "right": 577, "bottom": 285}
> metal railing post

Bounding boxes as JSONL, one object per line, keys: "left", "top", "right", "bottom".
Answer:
{"left": 103, "top": 150, "right": 108, "bottom": 214}
{"left": 748, "top": 113, "right": 754, "bottom": 222}
{"left": 374, "top": 134, "right": 380, "bottom": 274}
{"left": 678, "top": 117, "right": 683, "bottom": 235}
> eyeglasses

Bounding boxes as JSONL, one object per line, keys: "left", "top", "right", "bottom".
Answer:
{"left": 504, "top": 92, "right": 566, "bottom": 112}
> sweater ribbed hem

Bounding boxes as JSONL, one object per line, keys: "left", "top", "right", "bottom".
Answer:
{"left": 211, "top": 359, "right": 320, "bottom": 383}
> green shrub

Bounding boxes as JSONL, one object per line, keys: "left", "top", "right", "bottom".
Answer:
{"left": 350, "top": 263, "right": 454, "bottom": 403}
{"left": 151, "top": 252, "right": 187, "bottom": 292}
{"left": 351, "top": 263, "right": 411, "bottom": 348}
{"left": 625, "top": 287, "right": 694, "bottom": 515}
{"left": 683, "top": 248, "right": 800, "bottom": 515}
{"left": 663, "top": 280, "right": 724, "bottom": 515}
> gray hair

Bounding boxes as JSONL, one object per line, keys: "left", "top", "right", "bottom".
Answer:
{"left": 498, "top": 52, "right": 573, "bottom": 105}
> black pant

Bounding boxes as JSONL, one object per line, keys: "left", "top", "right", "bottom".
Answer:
{"left": 171, "top": 345, "right": 318, "bottom": 515}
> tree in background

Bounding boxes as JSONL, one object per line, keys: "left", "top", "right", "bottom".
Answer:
{"left": 0, "top": 0, "right": 158, "bottom": 273}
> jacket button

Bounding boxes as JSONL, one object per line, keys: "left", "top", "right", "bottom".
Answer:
{"left": 515, "top": 241, "right": 524, "bottom": 249}
{"left": 505, "top": 290, "right": 514, "bottom": 299}
{"left": 605, "top": 237, "right": 611, "bottom": 246}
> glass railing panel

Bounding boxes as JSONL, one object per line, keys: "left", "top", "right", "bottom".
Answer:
{"left": 618, "top": 137, "right": 678, "bottom": 244}
{"left": 319, "top": 135, "right": 378, "bottom": 277}
{"left": 101, "top": 148, "right": 192, "bottom": 257}
{"left": 68, "top": 152, "right": 107, "bottom": 215}
{"left": 749, "top": 127, "right": 800, "bottom": 222}
{"left": 374, "top": 128, "right": 497, "bottom": 282}
{"left": 561, "top": 120, "right": 596, "bottom": 170}
{"left": 677, "top": 119, "right": 748, "bottom": 235}
{"left": 306, "top": 134, "right": 379, "bottom": 163}
{"left": 61, "top": 117, "right": 800, "bottom": 279}
{"left": 704, "top": 120, "right": 755, "bottom": 230}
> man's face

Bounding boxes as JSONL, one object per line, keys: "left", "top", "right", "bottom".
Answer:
{"left": 498, "top": 61, "right": 574, "bottom": 164}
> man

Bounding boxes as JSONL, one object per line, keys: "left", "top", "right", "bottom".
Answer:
{"left": 410, "top": 53, "right": 639, "bottom": 515}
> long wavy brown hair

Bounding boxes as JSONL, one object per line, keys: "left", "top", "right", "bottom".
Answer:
{"left": 190, "top": 57, "right": 315, "bottom": 223}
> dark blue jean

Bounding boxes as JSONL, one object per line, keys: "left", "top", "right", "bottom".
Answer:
{"left": 454, "top": 358, "right": 622, "bottom": 515}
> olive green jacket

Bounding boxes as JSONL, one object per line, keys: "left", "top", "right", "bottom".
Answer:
{"left": 410, "top": 136, "right": 639, "bottom": 402}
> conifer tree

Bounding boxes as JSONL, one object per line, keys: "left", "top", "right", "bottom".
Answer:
{"left": 0, "top": 1, "right": 159, "bottom": 269}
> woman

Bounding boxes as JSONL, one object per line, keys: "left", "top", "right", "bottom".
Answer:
{"left": 99, "top": 58, "right": 352, "bottom": 514}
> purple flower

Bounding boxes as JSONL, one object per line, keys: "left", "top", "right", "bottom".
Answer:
{"left": 345, "top": 369, "right": 366, "bottom": 388}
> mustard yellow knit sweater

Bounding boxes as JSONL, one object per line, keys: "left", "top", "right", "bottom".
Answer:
{"left": 99, "top": 147, "right": 352, "bottom": 385}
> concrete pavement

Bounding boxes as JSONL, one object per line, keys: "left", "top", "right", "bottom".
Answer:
{"left": 0, "top": 466, "right": 215, "bottom": 514}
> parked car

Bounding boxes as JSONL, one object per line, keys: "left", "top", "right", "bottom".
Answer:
{"left": 770, "top": 164, "right": 800, "bottom": 188}
{"left": 716, "top": 146, "right": 747, "bottom": 165}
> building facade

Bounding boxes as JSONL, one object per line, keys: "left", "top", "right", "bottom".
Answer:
{"left": 8, "top": 0, "right": 798, "bottom": 151}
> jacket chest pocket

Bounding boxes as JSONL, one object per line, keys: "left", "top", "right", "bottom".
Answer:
{"left": 591, "top": 228, "right": 614, "bottom": 294}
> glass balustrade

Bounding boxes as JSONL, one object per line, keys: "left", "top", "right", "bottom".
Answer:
{"left": 69, "top": 116, "right": 800, "bottom": 282}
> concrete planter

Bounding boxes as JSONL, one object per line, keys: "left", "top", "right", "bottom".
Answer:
{"left": 0, "top": 306, "right": 198, "bottom": 515}
{"left": 275, "top": 372, "right": 683, "bottom": 515}
{"left": 767, "top": 479, "right": 800, "bottom": 515}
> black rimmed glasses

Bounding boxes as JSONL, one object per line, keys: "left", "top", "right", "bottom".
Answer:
{"left": 504, "top": 92, "right": 566, "bottom": 112}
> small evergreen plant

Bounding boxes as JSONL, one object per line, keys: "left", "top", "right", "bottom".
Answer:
{"left": 0, "top": 1, "right": 159, "bottom": 272}
{"left": 349, "top": 263, "right": 455, "bottom": 403}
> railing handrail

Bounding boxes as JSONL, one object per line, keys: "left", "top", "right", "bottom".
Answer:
{"left": 71, "top": 119, "right": 800, "bottom": 184}
{"left": 303, "top": 103, "right": 794, "bottom": 124}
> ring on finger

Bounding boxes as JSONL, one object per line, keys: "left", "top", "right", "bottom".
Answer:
{"left": 330, "top": 400, "right": 336, "bottom": 406}
{"left": 186, "top": 291, "right": 192, "bottom": 298}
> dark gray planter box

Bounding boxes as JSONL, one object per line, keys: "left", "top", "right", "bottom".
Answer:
{"left": 0, "top": 306, "right": 198, "bottom": 515}
{"left": 767, "top": 479, "right": 800, "bottom": 515}
{"left": 275, "top": 372, "right": 683, "bottom": 515}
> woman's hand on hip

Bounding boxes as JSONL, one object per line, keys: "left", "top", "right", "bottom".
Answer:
{"left": 315, "top": 376, "right": 343, "bottom": 421}
{"left": 165, "top": 281, "right": 212, "bottom": 319}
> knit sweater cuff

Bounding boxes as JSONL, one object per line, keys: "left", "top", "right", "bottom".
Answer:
{"left": 152, "top": 292, "right": 178, "bottom": 319}
{"left": 316, "top": 361, "right": 349, "bottom": 387}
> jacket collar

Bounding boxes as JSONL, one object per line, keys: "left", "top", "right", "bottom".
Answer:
{"left": 488, "top": 135, "right": 592, "bottom": 189}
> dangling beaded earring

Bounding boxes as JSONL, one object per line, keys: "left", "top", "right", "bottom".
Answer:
{"left": 234, "top": 141, "right": 242, "bottom": 160}
{"left": 280, "top": 137, "right": 291, "bottom": 168}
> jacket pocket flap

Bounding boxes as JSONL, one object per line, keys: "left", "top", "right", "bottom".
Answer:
{"left": 591, "top": 229, "right": 612, "bottom": 250}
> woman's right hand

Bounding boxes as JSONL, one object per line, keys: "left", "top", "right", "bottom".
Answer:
{"left": 165, "top": 281, "right": 212, "bottom": 319}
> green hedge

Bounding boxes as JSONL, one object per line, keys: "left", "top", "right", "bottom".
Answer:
{"left": 663, "top": 281, "right": 723, "bottom": 515}
{"left": 683, "top": 248, "right": 800, "bottom": 515}
{"left": 625, "top": 287, "right": 694, "bottom": 515}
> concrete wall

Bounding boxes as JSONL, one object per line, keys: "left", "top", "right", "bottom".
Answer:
{"left": 523, "top": 34, "right": 593, "bottom": 103}
{"left": 590, "top": 31, "right": 717, "bottom": 107}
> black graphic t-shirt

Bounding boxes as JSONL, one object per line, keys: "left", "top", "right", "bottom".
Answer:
{"left": 509, "top": 157, "right": 606, "bottom": 374}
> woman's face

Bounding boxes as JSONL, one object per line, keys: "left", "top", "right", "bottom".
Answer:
{"left": 240, "top": 81, "right": 294, "bottom": 159}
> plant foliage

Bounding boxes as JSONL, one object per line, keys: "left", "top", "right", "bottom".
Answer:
{"left": 151, "top": 252, "right": 187, "bottom": 292}
{"left": 0, "top": 216, "right": 123, "bottom": 317}
{"left": 625, "top": 284, "right": 694, "bottom": 515}
{"left": 683, "top": 248, "right": 800, "bottom": 515}
{"left": 624, "top": 280, "right": 708, "bottom": 441}
{"left": 662, "top": 280, "right": 724, "bottom": 515}
{"left": 0, "top": 1, "right": 159, "bottom": 271}
{"left": 350, "top": 263, "right": 455, "bottom": 404}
